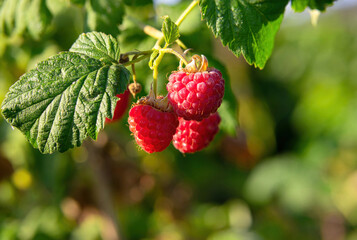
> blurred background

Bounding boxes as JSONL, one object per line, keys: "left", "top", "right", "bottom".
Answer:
{"left": 1, "top": 0, "right": 357, "bottom": 239}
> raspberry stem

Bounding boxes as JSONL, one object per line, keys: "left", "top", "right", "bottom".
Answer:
{"left": 121, "top": 50, "right": 153, "bottom": 57}
{"left": 152, "top": 48, "right": 189, "bottom": 98}
{"left": 154, "top": 0, "right": 199, "bottom": 49}
{"left": 131, "top": 58, "right": 137, "bottom": 84}
{"left": 175, "top": 0, "right": 199, "bottom": 27}
{"left": 152, "top": 51, "right": 165, "bottom": 97}
{"left": 151, "top": 0, "right": 198, "bottom": 96}
{"left": 123, "top": 54, "right": 151, "bottom": 66}
{"left": 160, "top": 48, "right": 188, "bottom": 65}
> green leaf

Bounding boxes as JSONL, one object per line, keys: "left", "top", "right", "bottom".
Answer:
{"left": 70, "top": 32, "right": 121, "bottom": 64}
{"left": 0, "top": 0, "right": 17, "bottom": 36}
{"left": 1, "top": 52, "right": 130, "bottom": 154}
{"left": 218, "top": 101, "right": 238, "bottom": 136}
{"left": 15, "top": 0, "right": 31, "bottom": 35}
{"left": 148, "top": 49, "right": 159, "bottom": 69}
{"left": 291, "top": 0, "right": 309, "bottom": 11}
{"left": 26, "top": 0, "right": 52, "bottom": 39}
{"left": 0, "top": 0, "right": 52, "bottom": 39}
{"left": 161, "top": 15, "right": 180, "bottom": 45}
{"left": 123, "top": 0, "right": 152, "bottom": 6}
{"left": 70, "top": 0, "right": 86, "bottom": 5}
{"left": 291, "top": 0, "right": 336, "bottom": 12}
{"left": 85, "top": 0, "right": 125, "bottom": 37}
{"left": 199, "top": 0, "right": 289, "bottom": 69}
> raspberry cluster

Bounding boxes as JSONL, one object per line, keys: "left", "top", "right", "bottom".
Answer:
{"left": 129, "top": 58, "right": 223, "bottom": 153}
{"left": 110, "top": 55, "right": 224, "bottom": 154}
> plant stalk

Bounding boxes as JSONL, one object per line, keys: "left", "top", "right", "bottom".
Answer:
{"left": 154, "top": 0, "right": 198, "bottom": 48}
{"left": 152, "top": 51, "right": 165, "bottom": 96}
{"left": 175, "top": 0, "right": 199, "bottom": 27}
{"left": 123, "top": 54, "right": 151, "bottom": 66}
{"left": 160, "top": 48, "right": 189, "bottom": 65}
{"left": 84, "top": 141, "right": 124, "bottom": 240}
{"left": 151, "top": 0, "right": 199, "bottom": 96}
{"left": 121, "top": 50, "right": 153, "bottom": 56}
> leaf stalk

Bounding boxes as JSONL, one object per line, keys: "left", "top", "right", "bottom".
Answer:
{"left": 151, "top": 0, "right": 198, "bottom": 96}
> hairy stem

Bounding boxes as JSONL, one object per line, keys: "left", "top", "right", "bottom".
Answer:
{"left": 154, "top": 0, "right": 198, "bottom": 48}
{"left": 152, "top": 51, "right": 165, "bottom": 96}
{"left": 150, "top": 0, "right": 198, "bottom": 95}
{"left": 131, "top": 63, "right": 137, "bottom": 84}
{"left": 160, "top": 48, "right": 188, "bottom": 65}
{"left": 121, "top": 50, "right": 152, "bottom": 57}
{"left": 175, "top": 0, "right": 199, "bottom": 27}
{"left": 123, "top": 54, "right": 151, "bottom": 66}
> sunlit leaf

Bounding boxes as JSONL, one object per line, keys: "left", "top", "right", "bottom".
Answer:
{"left": 200, "top": 0, "right": 289, "bottom": 69}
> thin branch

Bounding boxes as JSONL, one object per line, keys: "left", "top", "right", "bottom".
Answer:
{"left": 84, "top": 140, "right": 124, "bottom": 240}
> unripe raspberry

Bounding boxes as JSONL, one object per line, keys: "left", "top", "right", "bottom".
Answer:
{"left": 167, "top": 63, "right": 224, "bottom": 121}
{"left": 128, "top": 102, "right": 179, "bottom": 153}
{"left": 106, "top": 90, "right": 130, "bottom": 123}
{"left": 173, "top": 113, "right": 221, "bottom": 153}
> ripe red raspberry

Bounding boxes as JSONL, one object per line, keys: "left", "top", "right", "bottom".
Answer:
{"left": 167, "top": 68, "right": 224, "bottom": 121}
{"left": 128, "top": 104, "right": 179, "bottom": 153}
{"left": 106, "top": 90, "right": 130, "bottom": 123}
{"left": 173, "top": 113, "right": 221, "bottom": 153}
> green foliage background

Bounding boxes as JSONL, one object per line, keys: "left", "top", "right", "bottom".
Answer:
{"left": 0, "top": 0, "right": 357, "bottom": 239}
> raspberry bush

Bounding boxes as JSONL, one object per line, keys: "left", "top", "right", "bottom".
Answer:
{"left": 0, "top": 0, "right": 342, "bottom": 239}
{"left": 0, "top": 0, "right": 335, "bottom": 155}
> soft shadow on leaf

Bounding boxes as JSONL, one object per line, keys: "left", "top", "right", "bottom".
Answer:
{"left": 199, "top": 0, "right": 289, "bottom": 69}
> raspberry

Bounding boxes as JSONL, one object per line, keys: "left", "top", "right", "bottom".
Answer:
{"left": 173, "top": 113, "right": 221, "bottom": 153}
{"left": 167, "top": 68, "right": 224, "bottom": 121}
{"left": 128, "top": 104, "right": 179, "bottom": 153}
{"left": 106, "top": 90, "right": 130, "bottom": 123}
